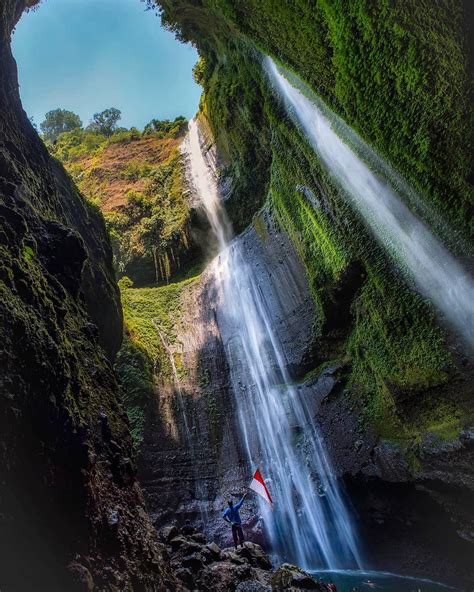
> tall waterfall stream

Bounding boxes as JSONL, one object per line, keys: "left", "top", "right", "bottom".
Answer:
{"left": 183, "top": 119, "right": 363, "bottom": 570}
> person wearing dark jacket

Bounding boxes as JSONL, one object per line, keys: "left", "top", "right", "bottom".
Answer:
{"left": 223, "top": 493, "right": 247, "bottom": 549}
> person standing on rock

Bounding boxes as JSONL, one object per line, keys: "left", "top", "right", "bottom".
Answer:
{"left": 223, "top": 492, "right": 248, "bottom": 549}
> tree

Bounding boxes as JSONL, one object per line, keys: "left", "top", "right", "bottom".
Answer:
{"left": 140, "top": 214, "right": 165, "bottom": 284}
{"left": 193, "top": 57, "right": 206, "bottom": 85}
{"left": 40, "top": 109, "right": 82, "bottom": 143}
{"left": 90, "top": 108, "right": 122, "bottom": 136}
{"left": 143, "top": 116, "right": 187, "bottom": 137}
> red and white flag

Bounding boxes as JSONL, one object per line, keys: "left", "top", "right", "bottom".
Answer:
{"left": 249, "top": 468, "right": 273, "bottom": 506}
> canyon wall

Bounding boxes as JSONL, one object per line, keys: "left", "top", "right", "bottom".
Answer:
{"left": 139, "top": 145, "right": 473, "bottom": 581}
{"left": 138, "top": 200, "right": 317, "bottom": 549}
{"left": 3, "top": 0, "right": 473, "bottom": 588}
{"left": 0, "top": 2, "right": 174, "bottom": 589}
{"left": 144, "top": 0, "right": 474, "bottom": 585}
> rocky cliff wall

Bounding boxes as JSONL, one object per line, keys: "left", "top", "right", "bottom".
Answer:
{"left": 0, "top": 2, "right": 174, "bottom": 589}
{"left": 138, "top": 199, "right": 316, "bottom": 548}
{"left": 147, "top": 196, "right": 474, "bottom": 582}
{"left": 147, "top": 1, "right": 473, "bottom": 582}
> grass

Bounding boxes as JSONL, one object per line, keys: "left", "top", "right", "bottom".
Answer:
{"left": 115, "top": 273, "right": 201, "bottom": 448}
{"left": 120, "top": 274, "right": 199, "bottom": 358}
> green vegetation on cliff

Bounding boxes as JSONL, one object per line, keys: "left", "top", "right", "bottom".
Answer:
{"left": 156, "top": 0, "right": 473, "bottom": 450}
{"left": 224, "top": 0, "right": 473, "bottom": 232}
{"left": 117, "top": 274, "right": 200, "bottom": 447}
{"left": 45, "top": 114, "right": 204, "bottom": 447}
{"left": 48, "top": 116, "right": 195, "bottom": 285}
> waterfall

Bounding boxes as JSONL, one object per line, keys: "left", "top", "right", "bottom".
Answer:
{"left": 265, "top": 57, "right": 474, "bottom": 353}
{"left": 183, "top": 118, "right": 363, "bottom": 570}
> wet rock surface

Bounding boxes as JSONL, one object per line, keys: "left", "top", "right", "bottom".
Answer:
{"left": 161, "top": 525, "right": 329, "bottom": 592}
{"left": 231, "top": 207, "right": 317, "bottom": 379}
{"left": 138, "top": 191, "right": 473, "bottom": 584}
{"left": 270, "top": 563, "right": 326, "bottom": 590}
{"left": 138, "top": 205, "right": 317, "bottom": 546}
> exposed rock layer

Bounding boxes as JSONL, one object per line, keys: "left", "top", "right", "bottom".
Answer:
{"left": 140, "top": 191, "right": 473, "bottom": 585}
{"left": 151, "top": 1, "right": 474, "bottom": 585}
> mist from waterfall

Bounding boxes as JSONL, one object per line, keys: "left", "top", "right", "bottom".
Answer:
{"left": 265, "top": 57, "right": 474, "bottom": 352}
{"left": 183, "top": 118, "right": 363, "bottom": 570}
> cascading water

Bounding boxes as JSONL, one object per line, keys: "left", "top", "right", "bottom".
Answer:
{"left": 183, "top": 118, "right": 363, "bottom": 570}
{"left": 265, "top": 57, "right": 474, "bottom": 352}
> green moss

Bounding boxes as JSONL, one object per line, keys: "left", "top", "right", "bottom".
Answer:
{"left": 300, "top": 358, "right": 345, "bottom": 385}
{"left": 253, "top": 212, "right": 269, "bottom": 242}
{"left": 347, "top": 272, "right": 452, "bottom": 439}
{"left": 119, "top": 274, "right": 199, "bottom": 372}
{"left": 115, "top": 273, "right": 200, "bottom": 447}
{"left": 155, "top": 0, "right": 473, "bottom": 452}
{"left": 22, "top": 245, "right": 35, "bottom": 262}
{"left": 115, "top": 335, "right": 155, "bottom": 452}
{"left": 208, "top": 0, "right": 473, "bottom": 236}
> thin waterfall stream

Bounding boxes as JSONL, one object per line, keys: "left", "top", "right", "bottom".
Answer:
{"left": 265, "top": 57, "right": 474, "bottom": 352}
{"left": 183, "top": 118, "right": 363, "bottom": 570}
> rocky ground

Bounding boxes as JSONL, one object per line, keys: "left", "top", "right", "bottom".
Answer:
{"left": 159, "top": 524, "right": 331, "bottom": 591}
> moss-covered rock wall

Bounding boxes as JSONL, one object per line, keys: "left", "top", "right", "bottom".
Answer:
{"left": 0, "top": 2, "right": 175, "bottom": 589}
{"left": 155, "top": 0, "right": 473, "bottom": 465}
{"left": 153, "top": 0, "right": 474, "bottom": 579}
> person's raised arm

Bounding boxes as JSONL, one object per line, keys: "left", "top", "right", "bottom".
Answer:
{"left": 234, "top": 492, "right": 247, "bottom": 510}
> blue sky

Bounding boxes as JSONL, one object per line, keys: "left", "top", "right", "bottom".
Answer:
{"left": 12, "top": 0, "right": 202, "bottom": 130}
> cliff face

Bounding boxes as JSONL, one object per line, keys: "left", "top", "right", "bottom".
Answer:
{"left": 138, "top": 165, "right": 473, "bottom": 581}
{"left": 51, "top": 124, "right": 205, "bottom": 287}
{"left": 146, "top": 0, "right": 473, "bottom": 584}
{"left": 4, "top": 0, "right": 473, "bottom": 587}
{"left": 137, "top": 200, "right": 317, "bottom": 548}
{"left": 0, "top": 2, "right": 173, "bottom": 589}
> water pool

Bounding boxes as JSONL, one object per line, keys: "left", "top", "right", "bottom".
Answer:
{"left": 310, "top": 570, "right": 458, "bottom": 592}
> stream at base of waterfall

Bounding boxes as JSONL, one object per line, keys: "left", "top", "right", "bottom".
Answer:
{"left": 311, "top": 570, "right": 457, "bottom": 591}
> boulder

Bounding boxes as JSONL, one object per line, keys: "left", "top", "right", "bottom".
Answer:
{"left": 236, "top": 581, "right": 270, "bottom": 592}
{"left": 191, "top": 531, "right": 207, "bottom": 544}
{"left": 206, "top": 541, "right": 223, "bottom": 560}
{"left": 237, "top": 543, "right": 272, "bottom": 570}
{"left": 176, "top": 540, "right": 205, "bottom": 557}
{"left": 169, "top": 535, "right": 188, "bottom": 552}
{"left": 68, "top": 561, "right": 95, "bottom": 591}
{"left": 175, "top": 567, "right": 195, "bottom": 589}
{"left": 159, "top": 525, "right": 180, "bottom": 544}
{"left": 199, "top": 545, "right": 217, "bottom": 565}
{"left": 270, "top": 564, "right": 323, "bottom": 590}
{"left": 222, "top": 548, "right": 247, "bottom": 565}
{"left": 197, "top": 561, "right": 252, "bottom": 592}
{"left": 182, "top": 551, "right": 205, "bottom": 572}
{"left": 250, "top": 568, "right": 273, "bottom": 587}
